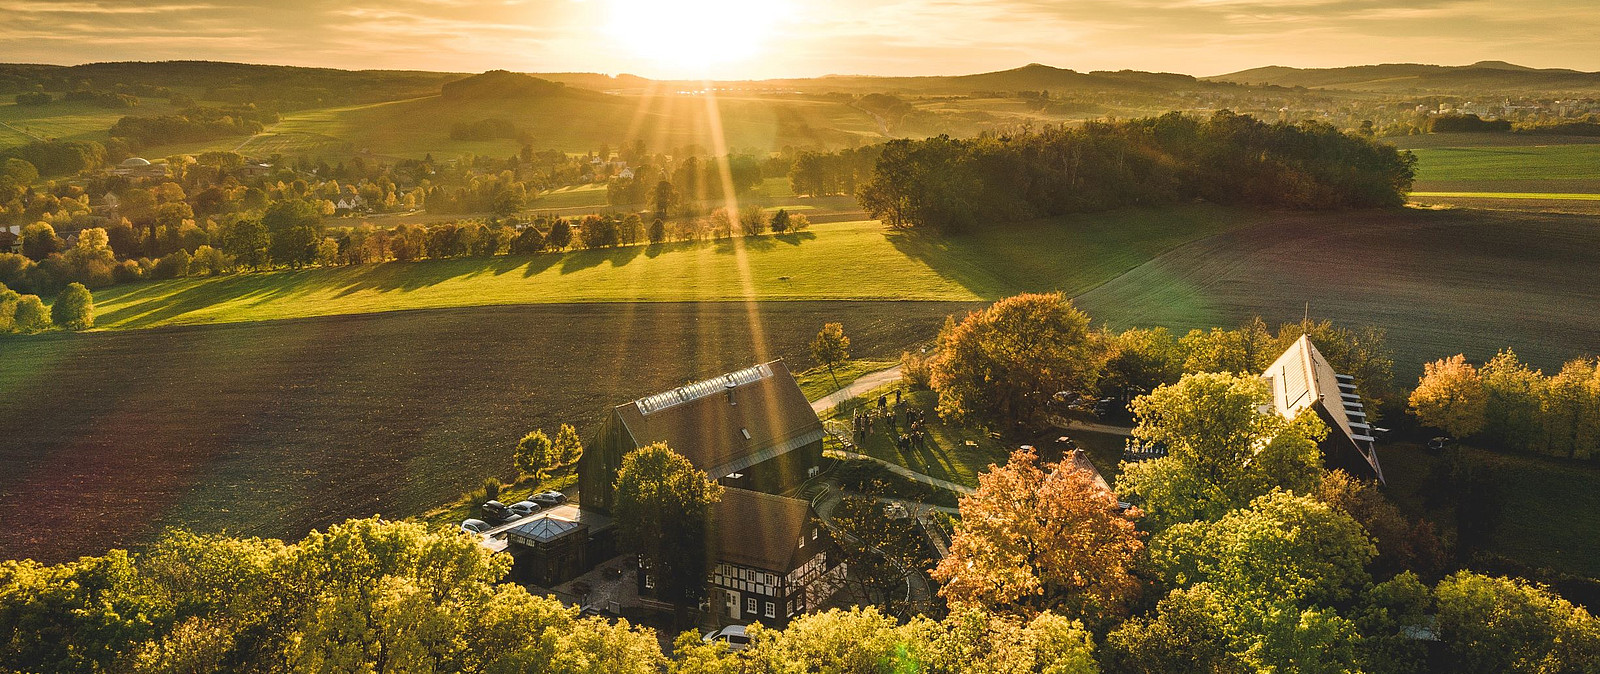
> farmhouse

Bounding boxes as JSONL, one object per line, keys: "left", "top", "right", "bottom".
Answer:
{"left": 575, "top": 360, "right": 843, "bottom": 624}
{"left": 709, "top": 487, "right": 845, "bottom": 625}
{"left": 1262, "top": 335, "right": 1384, "bottom": 483}
{"left": 579, "top": 360, "right": 824, "bottom": 512}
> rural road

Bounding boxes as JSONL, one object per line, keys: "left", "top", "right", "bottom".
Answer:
{"left": 811, "top": 365, "right": 904, "bottom": 414}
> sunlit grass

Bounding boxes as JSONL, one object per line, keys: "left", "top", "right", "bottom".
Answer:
{"left": 1410, "top": 191, "right": 1600, "bottom": 200}
{"left": 83, "top": 205, "right": 1248, "bottom": 331}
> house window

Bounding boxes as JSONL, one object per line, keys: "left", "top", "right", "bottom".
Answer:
{"left": 798, "top": 534, "right": 805, "bottom": 548}
{"left": 746, "top": 598, "right": 758, "bottom": 615}
{"left": 812, "top": 528, "right": 819, "bottom": 540}
{"left": 764, "top": 601, "right": 776, "bottom": 618}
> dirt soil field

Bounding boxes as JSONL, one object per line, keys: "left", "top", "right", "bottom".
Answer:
{"left": 1076, "top": 207, "right": 1600, "bottom": 379}
{"left": 0, "top": 301, "right": 977, "bottom": 563}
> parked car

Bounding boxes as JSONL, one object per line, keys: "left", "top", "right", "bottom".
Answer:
{"left": 530, "top": 491, "right": 567, "bottom": 507}
{"left": 481, "top": 500, "right": 514, "bottom": 523}
{"left": 508, "top": 500, "right": 542, "bottom": 517}
{"left": 461, "top": 519, "right": 491, "bottom": 534}
{"left": 703, "top": 625, "right": 750, "bottom": 652}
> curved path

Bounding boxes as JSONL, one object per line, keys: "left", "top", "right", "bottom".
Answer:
{"left": 811, "top": 365, "right": 905, "bottom": 415}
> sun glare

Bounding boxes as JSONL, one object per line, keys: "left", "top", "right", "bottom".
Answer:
{"left": 605, "top": 0, "right": 788, "bottom": 75}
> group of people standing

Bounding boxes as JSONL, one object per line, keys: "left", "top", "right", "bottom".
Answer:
{"left": 849, "top": 389, "right": 932, "bottom": 452}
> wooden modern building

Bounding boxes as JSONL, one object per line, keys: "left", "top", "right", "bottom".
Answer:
{"left": 580, "top": 360, "right": 825, "bottom": 512}
{"left": 709, "top": 487, "right": 845, "bottom": 626}
{"left": 1262, "top": 335, "right": 1385, "bottom": 483}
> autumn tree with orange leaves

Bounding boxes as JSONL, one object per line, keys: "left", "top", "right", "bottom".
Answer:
{"left": 932, "top": 448, "right": 1144, "bottom": 625}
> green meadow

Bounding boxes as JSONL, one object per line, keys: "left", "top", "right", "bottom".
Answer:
{"left": 85, "top": 205, "right": 1253, "bottom": 330}
{"left": 1414, "top": 141, "right": 1600, "bottom": 184}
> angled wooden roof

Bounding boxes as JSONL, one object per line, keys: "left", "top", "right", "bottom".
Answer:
{"left": 714, "top": 487, "right": 813, "bottom": 571}
{"left": 1263, "top": 335, "right": 1384, "bottom": 482}
{"left": 611, "top": 360, "right": 823, "bottom": 477}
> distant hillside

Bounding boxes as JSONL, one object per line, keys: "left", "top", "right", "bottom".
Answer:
{"left": 547, "top": 63, "right": 1230, "bottom": 96}
{"left": 1208, "top": 61, "right": 1600, "bottom": 93}
{"left": 440, "top": 70, "right": 603, "bottom": 101}
{"left": 0, "top": 60, "right": 465, "bottom": 109}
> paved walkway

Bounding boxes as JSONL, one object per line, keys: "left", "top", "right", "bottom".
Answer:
{"left": 811, "top": 365, "right": 904, "bottom": 415}
{"left": 829, "top": 449, "right": 976, "bottom": 496}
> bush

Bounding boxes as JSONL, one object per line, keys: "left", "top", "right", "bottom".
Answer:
{"left": 510, "top": 225, "right": 545, "bottom": 254}
{"left": 153, "top": 249, "right": 191, "bottom": 279}
{"left": 50, "top": 282, "right": 93, "bottom": 330}
{"left": 15, "top": 91, "right": 51, "bottom": 106}
{"left": 648, "top": 218, "right": 666, "bottom": 243}
{"left": 112, "top": 259, "right": 143, "bottom": 283}
{"left": 12, "top": 294, "right": 50, "bottom": 332}
{"left": 789, "top": 213, "right": 812, "bottom": 231}
{"left": 483, "top": 477, "right": 502, "bottom": 501}
{"left": 190, "top": 245, "right": 230, "bottom": 276}
{"left": 0, "top": 283, "right": 18, "bottom": 332}
{"left": 770, "top": 208, "right": 791, "bottom": 233}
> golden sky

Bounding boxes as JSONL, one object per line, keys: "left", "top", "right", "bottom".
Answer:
{"left": 2, "top": 0, "right": 1597, "bottom": 78}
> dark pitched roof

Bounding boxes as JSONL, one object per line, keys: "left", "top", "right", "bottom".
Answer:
{"left": 714, "top": 487, "right": 812, "bottom": 571}
{"left": 611, "top": 361, "right": 823, "bottom": 476}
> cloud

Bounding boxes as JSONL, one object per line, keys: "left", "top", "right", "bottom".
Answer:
{"left": 0, "top": 0, "right": 1595, "bottom": 77}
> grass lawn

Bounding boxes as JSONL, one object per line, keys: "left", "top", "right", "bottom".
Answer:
{"left": 1381, "top": 442, "right": 1600, "bottom": 579}
{"left": 823, "top": 385, "right": 1008, "bottom": 489}
{"left": 1410, "top": 144, "right": 1600, "bottom": 183}
{"left": 1409, "top": 191, "right": 1600, "bottom": 200}
{"left": 534, "top": 184, "right": 611, "bottom": 210}
{"left": 83, "top": 204, "right": 1249, "bottom": 331}
{"left": 793, "top": 359, "right": 900, "bottom": 402}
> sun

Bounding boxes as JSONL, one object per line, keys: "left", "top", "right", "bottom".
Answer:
{"left": 605, "top": 0, "right": 788, "bottom": 75}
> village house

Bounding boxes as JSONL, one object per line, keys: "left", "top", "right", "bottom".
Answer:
{"left": 708, "top": 487, "right": 845, "bottom": 625}
{"left": 1262, "top": 335, "right": 1384, "bottom": 483}
{"left": 574, "top": 360, "right": 843, "bottom": 625}
{"left": 580, "top": 360, "right": 825, "bottom": 511}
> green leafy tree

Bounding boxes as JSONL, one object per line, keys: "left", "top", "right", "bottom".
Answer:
{"left": 553, "top": 423, "right": 583, "bottom": 470}
{"left": 0, "top": 283, "right": 20, "bottom": 333}
{"left": 1151, "top": 491, "right": 1375, "bottom": 608}
{"left": 262, "top": 200, "right": 322, "bottom": 267}
{"left": 12, "top": 293, "right": 50, "bottom": 332}
{"left": 514, "top": 430, "right": 555, "bottom": 481}
{"left": 20, "top": 222, "right": 62, "bottom": 261}
{"left": 1435, "top": 571, "right": 1600, "bottom": 674}
{"left": 1117, "top": 372, "right": 1325, "bottom": 530}
{"left": 648, "top": 218, "right": 666, "bottom": 244}
{"left": 1103, "top": 586, "right": 1247, "bottom": 674}
{"left": 931, "top": 293, "right": 1108, "bottom": 432}
{"left": 50, "top": 282, "right": 93, "bottom": 330}
{"left": 546, "top": 218, "right": 573, "bottom": 250}
{"left": 612, "top": 443, "right": 722, "bottom": 622}
{"left": 810, "top": 322, "right": 851, "bottom": 390}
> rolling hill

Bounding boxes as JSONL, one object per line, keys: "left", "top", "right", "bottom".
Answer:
{"left": 1209, "top": 61, "right": 1600, "bottom": 93}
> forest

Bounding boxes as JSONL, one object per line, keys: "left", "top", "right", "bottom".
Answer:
{"left": 856, "top": 111, "right": 1417, "bottom": 232}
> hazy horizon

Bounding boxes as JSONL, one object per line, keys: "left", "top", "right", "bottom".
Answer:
{"left": 2, "top": 0, "right": 1598, "bottom": 80}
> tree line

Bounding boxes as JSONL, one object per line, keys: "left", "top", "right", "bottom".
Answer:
{"left": 109, "top": 105, "right": 279, "bottom": 147}
{"left": 1412, "top": 350, "right": 1600, "bottom": 461}
{"left": 919, "top": 293, "right": 1396, "bottom": 435}
{"left": 853, "top": 111, "right": 1417, "bottom": 232}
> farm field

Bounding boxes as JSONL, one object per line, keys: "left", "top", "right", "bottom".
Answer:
{"left": 1074, "top": 208, "right": 1600, "bottom": 378}
{"left": 0, "top": 301, "right": 975, "bottom": 564}
{"left": 1404, "top": 140, "right": 1600, "bottom": 203}
{"left": 82, "top": 205, "right": 1253, "bottom": 330}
